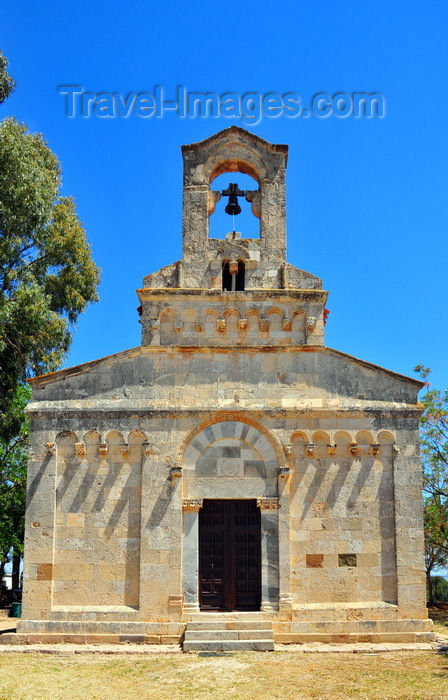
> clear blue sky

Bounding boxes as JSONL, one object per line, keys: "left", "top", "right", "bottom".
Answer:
{"left": 1, "top": 2, "right": 448, "bottom": 394}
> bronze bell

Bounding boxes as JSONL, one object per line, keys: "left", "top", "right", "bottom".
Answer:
{"left": 222, "top": 183, "right": 245, "bottom": 216}
{"left": 225, "top": 194, "right": 242, "bottom": 216}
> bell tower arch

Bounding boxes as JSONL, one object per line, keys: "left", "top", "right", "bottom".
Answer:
{"left": 181, "top": 126, "right": 288, "bottom": 288}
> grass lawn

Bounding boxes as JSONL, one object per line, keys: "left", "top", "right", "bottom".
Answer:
{"left": 0, "top": 649, "right": 447, "bottom": 700}
{"left": 0, "top": 609, "right": 446, "bottom": 700}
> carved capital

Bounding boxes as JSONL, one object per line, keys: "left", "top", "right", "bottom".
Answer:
{"left": 182, "top": 499, "right": 203, "bottom": 512}
{"left": 75, "top": 442, "right": 86, "bottom": 457}
{"left": 256, "top": 497, "right": 279, "bottom": 510}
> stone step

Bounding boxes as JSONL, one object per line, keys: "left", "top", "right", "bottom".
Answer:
{"left": 183, "top": 639, "right": 274, "bottom": 652}
{"left": 185, "top": 629, "right": 273, "bottom": 641}
{"left": 182, "top": 619, "right": 274, "bottom": 652}
{"left": 187, "top": 620, "right": 270, "bottom": 631}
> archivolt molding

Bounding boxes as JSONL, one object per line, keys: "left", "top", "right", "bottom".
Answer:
{"left": 177, "top": 413, "right": 285, "bottom": 468}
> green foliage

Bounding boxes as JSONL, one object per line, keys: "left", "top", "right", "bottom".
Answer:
{"left": 0, "top": 53, "right": 100, "bottom": 574}
{"left": 0, "top": 51, "right": 15, "bottom": 105}
{"left": 0, "top": 383, "right": 29, "bottom": 581}
{"left": 430, "top": 576, "right": 448, "bottom": 602}
{"left": 0, "top": 118, "right": 101, "bottom": 441}
{"left": 414, "top": 366, "right": 448, "bottom": 602}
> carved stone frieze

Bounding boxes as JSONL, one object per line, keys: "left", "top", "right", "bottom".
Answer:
{"left": 182, "top": 499, "right": 203, "bottom": 511}
{"left": 256, "top": 497, "right": 279, "bottom": 510}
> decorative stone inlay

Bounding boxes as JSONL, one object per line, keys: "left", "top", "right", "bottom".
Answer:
{"left": 182, "top": 499, "right": 203, "bottom": 511}
{"left": 46, "top": 442, "right": 55, "bottom": 455}
{"left": 349, "top": 443, "right": 359, "bottom": 456}
{"left": 259, "top": 319, "right": 269, "bottom": 332}
{"left": 218, "top": 458, "right": 243, "bottom": 477}
{"left": 305, "top": 442, "right": 315, "bottom": 456}
{"left": 98, "top": 443, "right": 108, "bottom": 458}
{"left": 74, "top": 442, "right": 86, "bottom": 457}
{"left": 256, "top": 497, "right": 279, "bottom": 510}
{"left": 326, "top": 443, "right": 337, "bottom": 456}
{"left": 338, "top": 553, "right": 357, "bottom": 567}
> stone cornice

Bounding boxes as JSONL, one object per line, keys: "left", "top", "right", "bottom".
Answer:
{"left": 26, "top": 406, "right": 423, "bottom": 420}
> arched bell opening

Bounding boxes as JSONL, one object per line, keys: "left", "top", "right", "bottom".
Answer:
{"left": 209, "top": 172, "right": 260, "bottom": 240}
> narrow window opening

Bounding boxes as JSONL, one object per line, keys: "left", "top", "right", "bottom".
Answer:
{"left": 222, "top": 260, "right": 245, "bottom": 291}
{"left": 236, "top": 261, "right": 245, "bottom": 291}
{"left": 222, "top": 261, "right": 232, "bottom": 291}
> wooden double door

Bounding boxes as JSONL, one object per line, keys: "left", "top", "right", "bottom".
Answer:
{"left": 199, "top": 499, "right": 261, "bottom": 611}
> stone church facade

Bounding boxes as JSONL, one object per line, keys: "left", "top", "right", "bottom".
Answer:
{"left": 16, "top": 127, "right": 433, "bottom": 647}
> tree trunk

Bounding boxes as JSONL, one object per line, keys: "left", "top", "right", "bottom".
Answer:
{"left": 11, "top": 553, "right": 20, "bottom": 592}
{"left": 426, "top": 568, "right": 435, "bottom": 606}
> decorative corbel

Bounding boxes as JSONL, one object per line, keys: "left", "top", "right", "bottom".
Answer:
{"left": 370, "top": 444, "right": 380, "bottom": 456}
{"left": 326, "top": 444, "right": 337, "bottom": 456}
{"left": 195, "top": 321, "right": 204, "bottom": 332}
{"left": 170, "top": 464, "right": 182, "bottom": 482}
{"left": 283, "top": 319, "right": 292, "bottom": 332}
{"left": 120, "top": 443, "right": 130, "bottom": 455}
{"left": 238, "top": 319, "right": 248, "bottom": 331}
{"left": 349, "top": 443, "right": 359, "bottom": 456}
{"left": 278, "top": 466, "right": 290, "bottom": 478}
{"left": 245, "top": 190, "right": 261, "bottom": 218}
{"left": 46, "top": 442, "right": 56, "bottom": 455}
{"left": 306, "top": 316, "right": 316, "bottom": 330}
{"left": 142, "top": 442, "right": 152, "bottom": 456}
{"left": 305, "top": 442, "right": 315, "bottom": 456}
{"left": 175, "top": 321, "right": 183, "bottom": 332}
{"left": 259, "top": 319, "right": 269, "bottom": 333}
{"left": 217, "top": 319, "right": 226, "bottom": 333}
{"left": 283, "top": 444, "right": 293, "bottom": 457}
{"left": 150, "top": 318, "right": 159, "bottom": 330}
{"left": 208, "top": 189, "right": 221, "bottom": 216}
{"left": 393, "top": 444, "right": 400, "bottom": 454}
{"left": 98, "top": 443, "right": 108, "bottom": 459}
